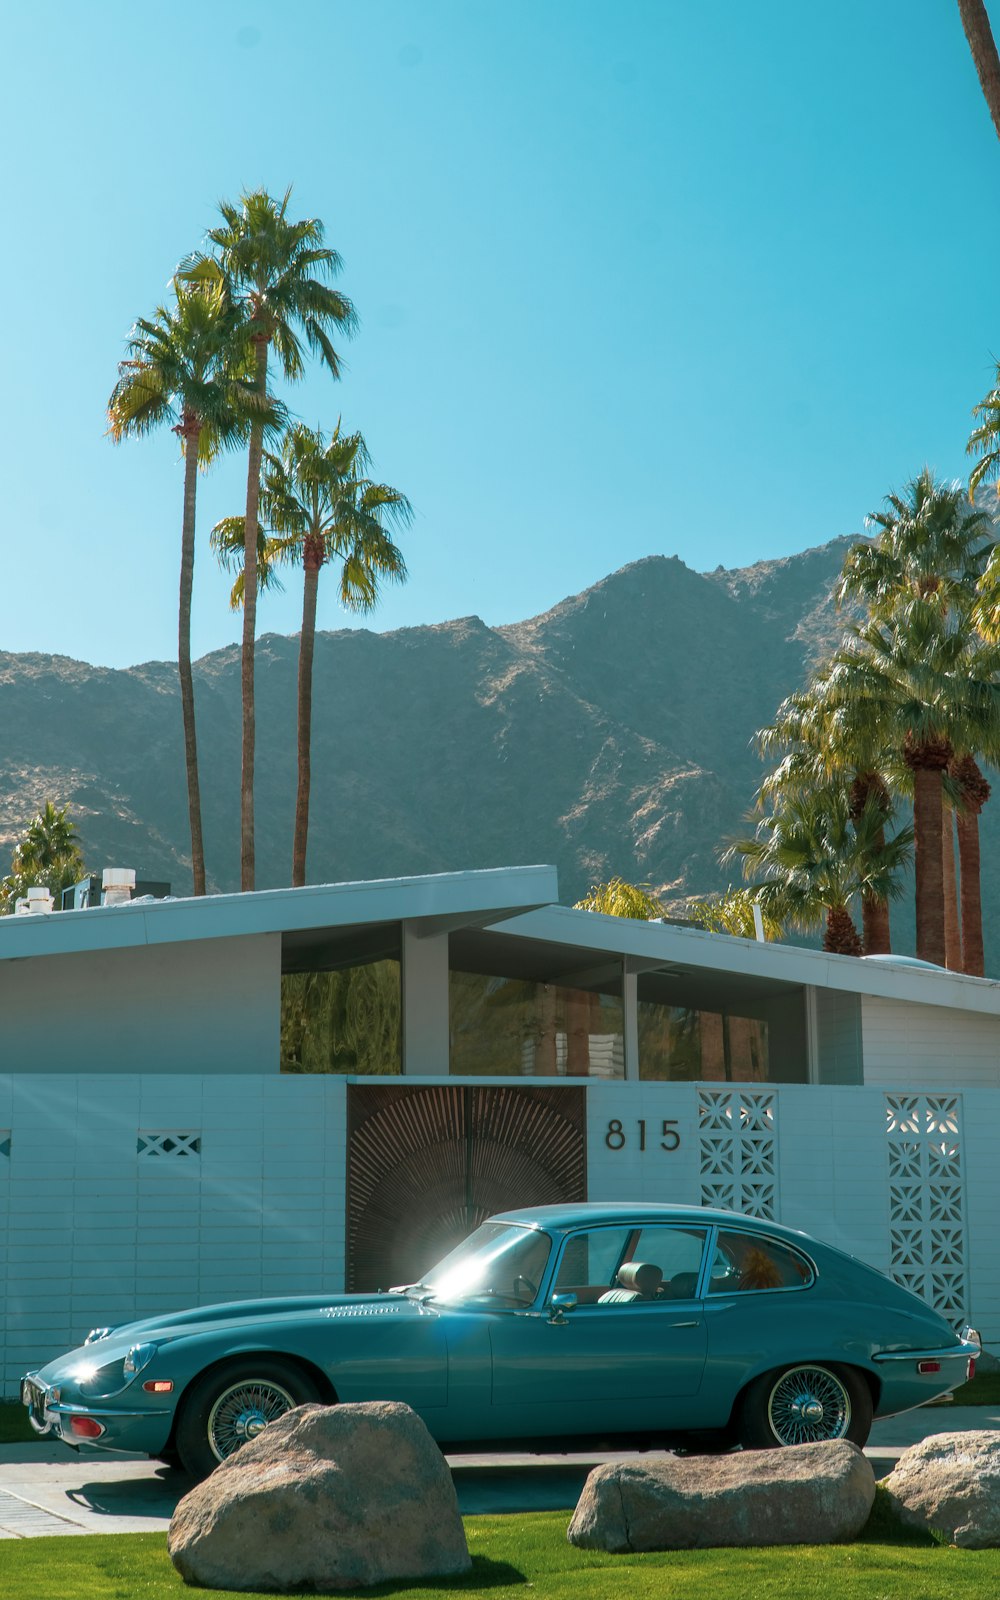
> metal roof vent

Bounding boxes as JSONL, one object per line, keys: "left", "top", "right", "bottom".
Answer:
{"left": 102, "top": 868, "right": 135, "bottom": 907}
{"left": 15, "top": 886, "right": 54, "bottom": 915}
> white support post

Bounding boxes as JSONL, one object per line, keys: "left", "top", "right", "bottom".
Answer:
{"left": 622, "top": 960, "right": 640, "bottom": 1081}
{"left": 401, "top": 922, "right": 451, "bottom": 1076}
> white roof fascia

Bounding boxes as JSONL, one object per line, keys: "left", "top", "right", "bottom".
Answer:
{"left": 493, "top": 905, "right": 1000, "bottom": 1019}
{"left": 0, "top": 865, "right": 560, "bottom": 962}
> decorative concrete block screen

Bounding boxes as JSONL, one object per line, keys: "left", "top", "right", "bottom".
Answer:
{"left": 697, "top": 1090, "right": 777, "bottom": 1219}
{"left": 885, "top": 1094, "right": 967, "bottom": 1325}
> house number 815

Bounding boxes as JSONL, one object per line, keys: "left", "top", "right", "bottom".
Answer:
{"left": 605, "top": 1119, "right": 681, "bottom": 1152}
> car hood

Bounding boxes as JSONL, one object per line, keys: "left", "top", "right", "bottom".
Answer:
{"left": 43, "top": 1292, "right": 426, "bottom": 1375}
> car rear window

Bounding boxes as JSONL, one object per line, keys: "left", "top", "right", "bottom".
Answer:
{"left": 708, "top": 1230, "right": 814, "bottom": 1294}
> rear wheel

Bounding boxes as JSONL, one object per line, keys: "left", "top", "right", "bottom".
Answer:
{"left": 175, "top": 1358, "right": 322, "bottom": 1479}
{"left": 738, "top": 1362, "right": 872, "bottom": 1449}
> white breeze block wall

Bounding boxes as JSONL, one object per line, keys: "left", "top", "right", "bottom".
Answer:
{"left": 0, "top": 1074, "right": 347, "bottom": 1396}
{"left": 861, "top": 997, "right": 1000, "bottom": 1088}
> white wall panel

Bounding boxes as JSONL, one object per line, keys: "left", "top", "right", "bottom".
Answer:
{"left": 862, "top": 998, "right": 1000, "bottom": 1087}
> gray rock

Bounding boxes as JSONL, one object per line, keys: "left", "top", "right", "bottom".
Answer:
{"left": 567, "top": 1441, "right": 875, "bottom": 1551}
{"left": 882, "top": 1430, "right": 1000, "bottom": 1548}
{"left": 167, "top": 1401, "right": 471, "bottom": 1592}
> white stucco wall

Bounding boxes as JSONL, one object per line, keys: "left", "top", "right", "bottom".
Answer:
{"left": 0, "top": 934, "right": 281, "bottom": 1075}
{"left": 862, "top": 996, "right": 1000, "bottom": 1088}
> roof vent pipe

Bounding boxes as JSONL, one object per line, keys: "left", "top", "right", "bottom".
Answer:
{"left": 15, "top": 886, "right": 54, "bottom": 915}
{"left": 102, "top": 868, "right": 135, "bottom": 907}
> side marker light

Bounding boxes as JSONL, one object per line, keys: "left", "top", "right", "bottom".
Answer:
{"left": 917, "top": 1360, "right": 941, "bottom": 1374}
{"left": 143, "top": 1379, "right": 174, "bottom": 1393}
{"left": 69, "top": 1416, "right": 105, "bottom": 1439}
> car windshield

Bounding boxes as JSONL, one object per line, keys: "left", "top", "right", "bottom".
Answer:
{"left": 415, "top": 1222, "right": 552, "bottom": 1305}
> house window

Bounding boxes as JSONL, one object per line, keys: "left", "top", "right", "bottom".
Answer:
{"left": 280, "top": 959, "right": 401, "bottom": 1074}
{"left": 449, "top": 970, "right": 624, "bottom": 1077}
{"left": 638, "top": 1002, "right": 770, "bottom": 1082}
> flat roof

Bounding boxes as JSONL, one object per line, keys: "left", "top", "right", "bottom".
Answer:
{"left": 0, "top": 866, "right": 559, "bottom": 962}
{"left": 492, "top": 905, "right": 1000, "bottom": 1018}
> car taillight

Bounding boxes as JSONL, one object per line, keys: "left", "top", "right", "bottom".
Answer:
{"left": 68, "top": 1416, "right": 105, "bottom": 1439}
{"left": 143, "top": 1379, "right": 173, "bottom": 1393}
{"left": 968, "top": 1358, "right": 977, "bottom": 1381}
{"left": 917, "top": 1360, "right": 941, "bottom": 1374}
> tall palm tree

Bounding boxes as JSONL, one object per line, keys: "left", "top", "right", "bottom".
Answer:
{"left": 957, "top": 0, "right": 1000, "bottom": 144}
{"left": 725, "top": 783, "right": 912, "bottom": 958}
{"left": 837, "top": 468, "right": 993, "bottom": 618}
{"left": 185, "top": 189, "right": 357, "bottom": 891}
{"left": 826, "top": 613, "right": 1000, "bottom": 966}
{"left": 213, "top": 422, "right": 410, "bottom": 886}
{"left": 951, "top": 753, "right": 992, "bottom": 975}
{"left": 756, "top": 672, "right": 902, "bottom": 954}
{"left": 108, "top": 276, "right": 268, "bottom": 895}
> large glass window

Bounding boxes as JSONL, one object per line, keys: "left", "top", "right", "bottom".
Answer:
{"left": 450, "top": 971, "right": 624, "bottom": 1077}
{"left": 708, "top": 1230, "right": 814, "bottom": 1294}
{"left": 552, "top": 1224, "right": 708, "bottom": 1302}
{"left": 280, "top": 960, "right": 401, "bottom": 1074}
{"left": 638, "top": 1001, "right": 769, "bottom": 1082}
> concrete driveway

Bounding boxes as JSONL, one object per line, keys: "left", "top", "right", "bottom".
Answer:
{"left": 0, "top": 1405, "right": 996, "bottom": 1539}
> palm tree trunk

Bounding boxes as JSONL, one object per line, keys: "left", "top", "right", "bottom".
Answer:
{"left": 958, "top": 0, "right": 1000, "bottom": 141}
{"left": 178, "top": 418, "right": 206, "bottom": 897}
{"left": 861, "top": 892, "right": 891, "bottom": 955}
{"left": 292, "top": 543, "right": 322, "bottom": 887}
{"left": 824, "top": 905, "right": 863, "bottom": 957}
{"left": 240, "top": 336, "right": 269, "bottom": 893}
{"left": 953, "top": 755, "right": 991, "bottom": 977}
{"left": 943, "top": 809, "right": 962, "bottom": 971}
{"left": 912, "top": 762, "right": 947, "bottom": 966}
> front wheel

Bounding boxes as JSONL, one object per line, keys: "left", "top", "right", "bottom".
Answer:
{"left": 175, "top": 1358, "right": 322, "bottom": 1479}
{"left": 738, "top": 1362, "right": 872, "bottom": 1449}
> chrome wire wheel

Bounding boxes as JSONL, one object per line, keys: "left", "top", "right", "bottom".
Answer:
{"left": 766, "top": 1364, "right": 851, "bottom": 1445}
{"left": 206, "top": 1377, "right": 298, "bottom": 1462}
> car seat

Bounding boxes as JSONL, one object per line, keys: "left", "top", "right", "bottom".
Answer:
{"left": 597, "top": 1261, "right": 663, "bottom": 1303}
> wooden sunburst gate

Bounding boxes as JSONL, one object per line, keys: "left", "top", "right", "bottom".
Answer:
{"left": 346, "top": 1084, "right": 587, "bottom": 1291}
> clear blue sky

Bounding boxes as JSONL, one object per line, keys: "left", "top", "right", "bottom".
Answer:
{"left": 5, "top": 0, "right": 1000, "bottom": 668}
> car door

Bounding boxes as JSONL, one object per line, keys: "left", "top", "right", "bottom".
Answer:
{"left": 488, "top": 1223, "right": 709, "bottom": 1437}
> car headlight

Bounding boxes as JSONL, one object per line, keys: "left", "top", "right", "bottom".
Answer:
{"left": 122, "top": 1343, "right": 158, "bottom": 1380}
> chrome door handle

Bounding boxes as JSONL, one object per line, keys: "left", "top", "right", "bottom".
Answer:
{"left": 669, "top": 1320, "right": 699, "bottom": 1328}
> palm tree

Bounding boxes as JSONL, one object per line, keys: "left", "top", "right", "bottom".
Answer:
{"left": 826, "top": 613, "right": 1000, "bottom": 966}
{"left": 574, "top": 878, "right": 666, "bottom": 919}
{"left": 957, "top": 0, "right": 1000, "bottom": 144}
{"left": 108, "top": 276, "right": 269, "bottom": 895}
{"left": 837, "top": 468, "right": 993, "bottom": 619}
{"left": 213, "top": 422, "right": 410, "bottom": 886}
{"left": 185, "top": 189, "right": 357, "bottom": 891}
{"left": 951, "top": 753, "right": 992, "bottom": 975}
{"left": 756, "top": 673, "right": 902, "bottom": 954}
{"left": 2, "top": 802, "right": 86, "bottom": 913}
{"left": 725, "top": 784, "right": 913, "bottom": 958}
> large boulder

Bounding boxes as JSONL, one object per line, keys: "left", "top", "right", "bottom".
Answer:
{"left": 567, "top": 1441, "right": 875, "bottom": 1551}
{"left": 882, "top": 1430, "right": 1000, "bottom": 1548}
{"left": 167, "top": 1401, "right": 471, "bottom": 1592}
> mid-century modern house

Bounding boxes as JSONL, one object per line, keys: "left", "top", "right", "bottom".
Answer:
{"left": 1, "top": 861, "right": 998, "bottom": 1393}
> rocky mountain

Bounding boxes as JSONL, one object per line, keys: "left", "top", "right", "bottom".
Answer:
{"left": 0, "top": 533, "right": 989, "bottom": 960}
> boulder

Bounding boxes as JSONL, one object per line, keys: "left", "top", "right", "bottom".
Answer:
{"left": 167, "top": 1401, "right": 471, "bottom": 1592}
{"left": 567, "top": 1441, "right": 875, "bottom": 1551}
{"left": 882, "top": 1430, "right": 1000, "bottom": 1548}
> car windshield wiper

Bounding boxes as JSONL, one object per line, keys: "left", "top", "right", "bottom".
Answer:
{"left": 402, "top": 1284, "right": 438, "bottom": 1303}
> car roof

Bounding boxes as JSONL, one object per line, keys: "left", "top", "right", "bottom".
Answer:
{"left": 490, "top": 1202, "right": 816, "bottom": 1245}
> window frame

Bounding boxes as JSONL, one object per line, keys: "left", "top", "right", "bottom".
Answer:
{"left": 548, "top": 1222, "right": 712, "bottom": 1305}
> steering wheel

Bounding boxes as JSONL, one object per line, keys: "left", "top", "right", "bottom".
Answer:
{"left": 514, "top": 1275, "right": 538, "bottom": 1302}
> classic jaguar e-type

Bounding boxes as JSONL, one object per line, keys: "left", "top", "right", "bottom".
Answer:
{"left": 22, "top": 1203, "right": 979, "bottom": 1477}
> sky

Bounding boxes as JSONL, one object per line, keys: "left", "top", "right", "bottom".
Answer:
{"left": 5, "top": 0, "right": 1000, "bottom": 668}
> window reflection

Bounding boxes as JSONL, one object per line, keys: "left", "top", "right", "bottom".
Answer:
{"left": 280, "top": 961, "right": 401, "bottom": 1074}
{"left": 638, "top": 1000, "right": 769, "bottom": 1082}
{"left": 450, "top": 971, "right": 624, "bottom": 1077}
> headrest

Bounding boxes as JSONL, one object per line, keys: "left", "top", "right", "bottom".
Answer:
{"left": 616, "top": 1260, "right": 662, "bottom": 1296}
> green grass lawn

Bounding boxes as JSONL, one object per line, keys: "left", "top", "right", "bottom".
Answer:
{"left": 949, "top": 1371, "right": 1000, "bottom": 1406}
{"left": 0, "top": 1402, "right": 34, "bottom": 1445}
{"left": 0, "top": 1497, "right": 997, "bottom": 1600}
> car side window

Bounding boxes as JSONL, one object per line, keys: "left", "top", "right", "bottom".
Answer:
{"left": 553, "top": 1225, "right": 708, "bottom": 1305}
{"left": 707, "top": 1230, "right": 814, "bottom": 1295}
{"left": 554, "top": 1228, "right": 632, "bottom": 1298}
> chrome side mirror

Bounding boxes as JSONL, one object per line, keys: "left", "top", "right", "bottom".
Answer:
{"left": 548, "top": 1292, "right": 578, "bottom": 1325}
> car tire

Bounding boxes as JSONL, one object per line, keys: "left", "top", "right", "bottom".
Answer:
{"left": 175, "top": 1358, "right": 323, "bottom": 1479}
{"left": 738, "top": 1362, "right": 872, "bottom": 1450}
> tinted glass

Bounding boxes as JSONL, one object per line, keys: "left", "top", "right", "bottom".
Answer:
{"left": 708, "top": 1230, "right": 813, "bottom": 1294}
{"left": 554, "top": 1225, "right": 708, "bottom": 1299}
{"left": 421, "top": 1222, "right": 551, "bottom": 1304}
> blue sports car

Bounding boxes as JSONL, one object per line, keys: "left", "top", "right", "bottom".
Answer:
{"left": 21, "top": 1203, "right": 980, "bottom": 1478}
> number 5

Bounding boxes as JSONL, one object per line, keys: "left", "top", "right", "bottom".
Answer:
{"left": 661, "top": 1119, "right": 680, "bottom": 1151}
